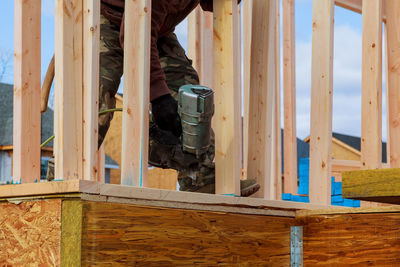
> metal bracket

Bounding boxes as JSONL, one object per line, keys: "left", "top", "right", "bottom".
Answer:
{"left": 291, "top": 226, "right": 303, "bottom": 267}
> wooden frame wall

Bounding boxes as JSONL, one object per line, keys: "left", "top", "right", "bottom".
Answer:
{"left": 121, "top": 0, "right": 151, "bottom": 186}
{"left": 309, "top": 0, "right": 334, "bottom": 204}
{"left": 13, "top": 0, "right": 41, "bottom": 183}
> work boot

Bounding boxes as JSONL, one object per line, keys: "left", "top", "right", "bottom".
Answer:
{"left": 178, "top": 176, "right": 260, "bottom": 197}
{"left": 148, "top": 123, "right": 201, "bottom": 171}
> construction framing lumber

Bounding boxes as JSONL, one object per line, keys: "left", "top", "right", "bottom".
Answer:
{"left": 12, "top": 0, "right": 41, "bottom": 183}
{"left": 247, "top": 0, "right": 277, "bottom": 199}
{"left": 282, "top": 0, "right": 297, "bottom": 194}
{"left": 242, "top": 0, "right": 252, "bottom": 180}
{"left": 121, "top": 0, "right": 151, "bottom": 186}
{"left": 309, "top": 0, "right": 334, "bottom": 204}
{"left": 96, "top": 143, "right": 105, "bottom": 183}
{"left": 361, "top": 0, "right": 382, "bottom": 170}
{"left": 213, "top": 0, "right": 241, "bottom": 195}
{"left": 83, "top": 0, "right": 100, "bottom": 181}
{"left": 385, "top": 0, "right": 400, "bottom": 168}
{"left": 274, "top": 0, "right": 282, "bottom": 200}
{"left": 342, "top": 168, "right": 400, "bottom": 204}
{"left": 187, "top": 7, "right": 202, "bottom": 77}
{"left": 54, "top": 0, "right": 84, "bottom": 180}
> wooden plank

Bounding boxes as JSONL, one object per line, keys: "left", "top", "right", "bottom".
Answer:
{"left": 187, "top": 7, "right": 202, "bottom": 77}
{"left": 12, "top": 0, "right": 41, "bottom": 183}
{"left": 299, "top": 212, "right": 400, "bottom": 265}
{"left": 242, "top": 0, "right": 252, "bottom": 180}
{"left": 213, "top": 0, "right": 241, "bottom": 195}
{"left": 309, "top": 0, "right": 334, "bottom": 205}
{"left": 81, "top": 201, "right": 294, "bottom": 266}
{"left": 342, "top": 168, "right": 400, "bottom": 204}
{"left": 247, "top": 0, "right": 277, "bottom": 199}
{"left": 385, "top": 0, "right": 400, "bottom": 168}
{"left": 361, "top": 0, "right": 383, "bottom": 170}
{"left": 334, "top": 0, "right": 387, "bottom": 22}
{"left": 201, "top": 11, "right": 214, "bottom": 88}
{"left": 282, "top": 0, "right": 297, "bottom": 195}
{"left": 83, "top": 0, "right": 100, "bottom": 181}
{"left": 0, "top": 199, "right": 62, "bottom": 266}
{"left": 54, "top": 0, "right": 84, "bottom": 180}
{"left": 61, "top": 200, "right": 83, "bottom": 266}
{"left": 0, "top": 180, "right": 100, "bottom": 198}
{"left": 96, "top": 143, "right": 105, "bottom": 183}
{"left": 121, "top": 0, "right": 151, "bottom": 186}
{"left": 274, "top": 0, "right": 282, "bottom": 200}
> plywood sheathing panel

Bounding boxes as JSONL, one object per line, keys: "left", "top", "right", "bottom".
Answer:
{"left": 81, "top": 201, "right": 294, "bottom": 266}
{"left": 298, "top": 212, "right": 400, "bottom": 266}
{"left": 342, "top": 168, "right": 400, "bottom": 204}
{"left": 0, "top": 199, "right": 61, "bottom": 266}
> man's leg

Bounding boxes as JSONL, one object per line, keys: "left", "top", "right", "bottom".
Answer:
{"left": 47, "top": 15, "right": 122, "bottom": 181}
{"left": 156, "top": 33, "right": 260, "bottom": 196}
{"left": 98, "top": 15, "right": 124, "bottom": 148}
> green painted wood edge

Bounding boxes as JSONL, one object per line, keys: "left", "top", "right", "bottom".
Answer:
{"left": 342, "top": 168, "right": 400, "bottom": 198}
{"left": 61, "top": 199, "right": 83, "bottom": 267}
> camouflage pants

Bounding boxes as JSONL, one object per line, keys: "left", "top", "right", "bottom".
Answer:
{"left": 99, "top": 15, "right": 215, "bottom": 188}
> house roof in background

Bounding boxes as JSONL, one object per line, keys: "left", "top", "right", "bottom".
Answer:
{"left": 0, "top": 82, "right": 120, "bottom": 169}
{"left": 332, "top": 132, "right": 387, "bottom": 163}
{"left": 0, "top": 82, "right": 54, "bottom": 147}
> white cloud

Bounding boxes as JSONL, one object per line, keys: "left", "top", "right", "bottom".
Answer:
{"left": 293, "top": 23, "right": 387, "bottom": 140}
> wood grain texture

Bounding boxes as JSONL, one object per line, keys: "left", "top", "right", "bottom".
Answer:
{"left": 385, "top": 0, "right": 400, "bottom": 168}
{"left": 342, "top": 168, "right": 400, "bottom": 204}
{"left": 298, "top": 212, "right": 400, "bottom": 266}
{"left": 0, "top": 199, "right": 61, "bottom": 266}
{"left": 361, "top": 0, "right": 383, "bottom": 170}
{"left": 61, "top": 200, "right": 83, "bottom": 266}
{"left": 283, "top": 0, "right": 298, "bottom": 195}
{"left": 247, "top": 0, "right": 277, "bottom": 199}
{"left": 13, "top": 0, "right": 41, "bottom": 183}
{"left": 83, "top": 0, "right": 100, "bottom": 181}
{"left": 121, "top": 0, "right": 151, "bottom": 187}
{"left": 213, "top": 0, "right": 241, "bottom": 195}
{"left": 54, "top": 0, "right": 84, "bottom": 180}
{"left": 309, "top": 0, "right": 334, "bottom": 205}
{"left": 81, "top": 201, "right": 294, "bottom": 266}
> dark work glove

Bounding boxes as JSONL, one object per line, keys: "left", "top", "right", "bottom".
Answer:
{"left": 151, "top": 94, "right": 182, "bottom": 137}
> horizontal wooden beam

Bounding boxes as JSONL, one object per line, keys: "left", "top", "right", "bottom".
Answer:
{"left": 343, "top": 168, "right": 400, "bottom": 204}
{"left": 334, "top": 0, "right": 387, "bottom": 21}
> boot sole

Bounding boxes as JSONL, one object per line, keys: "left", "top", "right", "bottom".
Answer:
{"left": 241, "top": 183, "right": 261, "bottom": 197}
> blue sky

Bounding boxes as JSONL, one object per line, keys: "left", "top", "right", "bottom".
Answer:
{"left": 0, "top": 0, "right": 386, "bottom": 140}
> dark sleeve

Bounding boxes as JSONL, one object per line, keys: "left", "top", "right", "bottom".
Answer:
{"left": 119, "top": 3, "right": 171, "bottom": 101}
{"left": 200, "top": 0, "right": 242, "bottom": 12}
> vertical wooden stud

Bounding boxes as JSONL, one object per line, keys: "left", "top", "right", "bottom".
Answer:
{"left": 247, "top": 0, "right": 277, "bottom": 199}
{"left": 385, "top": 0, "right": 400, "bottom": 168}
{"left": 188, "top": 7, "right": 202, "bottom": 78}
{"left": 54, "top": 0, "right": 83, "bottom": 180}
{"left": 274, "top": 0, "right": 282, "bottom": 200}
{"left": 96, "top": 143, "right": 105, "bottom": 183}
{"left": 83, "top": 0, "right": 100, "bottom": 180}
{"left": 201, "top": 12, "right": 214, "bottom": 88}
{"left": 121, "top": 0, "right": 151, "bottom": 186}
{"left": 361, "top": 0, "right": 382, "bottom": 170}
{"left": 213, "top": 0, "right": 241, "bottom": 196}
{"left": 282, "top": 0, "right": 298, "bottom": 194}
{"left": 13, "top": 0, "right": 41, "bottom": 183}
{"left": 243, "top": 0, "right": 253, "bottom": 180}
{"left": 309, "top": 0, "right": 334, "bottom": 204}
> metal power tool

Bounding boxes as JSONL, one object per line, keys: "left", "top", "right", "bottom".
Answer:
{"left": 178, "top": 85, "right": 214, "bottom": 159}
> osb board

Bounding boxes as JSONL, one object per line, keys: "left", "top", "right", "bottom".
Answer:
{"left": 297, "top": 212, "right": 400, "bottom": 266}
{"left": 81, "top": 201, "right": 294, "bottom": 266}
{"left": 0, "top": 199, "right": 62, "bottom": 266}
{"left": 343, "top": 168, "right": 400, "bottom": 204}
